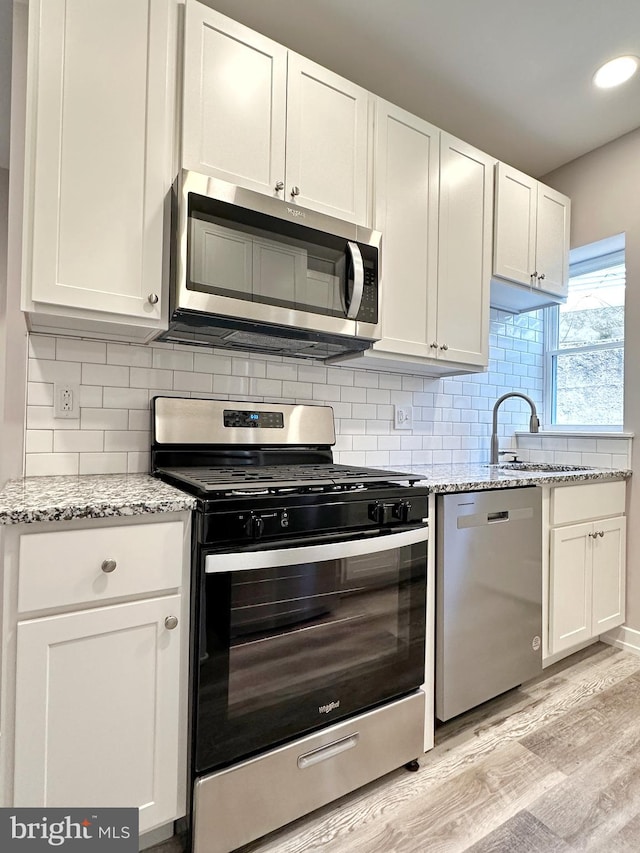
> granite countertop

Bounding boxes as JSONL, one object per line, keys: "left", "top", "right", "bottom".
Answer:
{"left": 0, "top": 463, "right": 632, "bottom": 526}
{"left": 0, "top": 474, "right": 197, "bottom": 525}
{"left": 392, "top": 462, "right": 632, "bottom": 493}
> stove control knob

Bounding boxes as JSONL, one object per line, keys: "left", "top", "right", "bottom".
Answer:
{"left": 368, "top": 502, "right": 394, "bottom": 525}
{"left": 393, "top": 500, "right": 412, "bottom": 523}
{"left": 245, "top": 514, "right": 265, "bottom": 540}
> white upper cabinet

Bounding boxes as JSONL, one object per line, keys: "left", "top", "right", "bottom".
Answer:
{"left": 492, "top": 162, "right": 570, "bottom": 313}
{"left": 182, "top": 4, "right": 287, "bottom": 196}
{"left": 182, "top": 2, "right": 372, "bottom": 225}
{"left": 436, "top": 134, "right": 493, "bottom": 368}
{"left": 371, "top": 101, "right": 440, "bottom": 361}
{"left": 22, "top": 0, "right": 176, "bottom": 339}
{"left": 284, "top": 53, "right": 370, "bottom": 223}
{"left": 334, "top": 107, "right": 493, "bottom": 376}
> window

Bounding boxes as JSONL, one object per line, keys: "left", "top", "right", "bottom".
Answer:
{"left": 544, "top": 236, "right": 625, "bottom": 428}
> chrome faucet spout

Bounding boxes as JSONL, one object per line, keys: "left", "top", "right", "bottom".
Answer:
{"left": 491, "top": 392, "right": 540, "bottom": 465}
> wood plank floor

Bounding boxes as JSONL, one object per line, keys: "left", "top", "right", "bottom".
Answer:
{"left": 151, "top": 643, "right": 640, "bottom": 853}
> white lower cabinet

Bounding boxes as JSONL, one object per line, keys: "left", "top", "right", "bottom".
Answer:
{"left": 548, "top": 483, "right": 626, "bottom": 657}
{"left": 1, "top": 514, "right": 191, "bottom": 836}
{"left": 14, "top": 596, "right": 181, "bottom": 831}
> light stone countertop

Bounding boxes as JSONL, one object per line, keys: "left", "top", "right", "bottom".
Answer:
{"left": 0, "top": 474, "right": 197, "bottom": 525}
{"left": 0, "top": 464, "right": 631, "bottom": 526}
{"left": 393, "top": 462, "right": 632, "bottom": 493}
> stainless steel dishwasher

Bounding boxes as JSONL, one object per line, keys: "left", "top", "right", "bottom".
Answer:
{"left": 436, "top": 487, "right": 542, "bottom": 721}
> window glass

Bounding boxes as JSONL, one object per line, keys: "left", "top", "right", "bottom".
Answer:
{"left": 545, "top": 241, "right": 625, "bottom": 428}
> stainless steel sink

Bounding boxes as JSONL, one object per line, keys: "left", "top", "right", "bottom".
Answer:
{"left": 493, "top": 462, "right": 595, "bottom": 472}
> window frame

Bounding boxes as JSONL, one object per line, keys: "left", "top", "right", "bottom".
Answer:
{"left": 543, "top": 246, "right": 625, "bottom": 432}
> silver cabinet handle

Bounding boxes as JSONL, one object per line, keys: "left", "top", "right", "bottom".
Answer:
{"left": 538, "top": 273, "right": 546, "bottom": 281}
{"left": 588, "top": 531, "right": 595, "bottom": 538}
{"left": 101, "top": 559, "right": 117, "bottom": 573}
{"left": 440, "top": 343, "right": 449, "bottom": 351}
{"left": 430, "top": 342, "right": 438, "bottom": 349}
{"left": 148, "top": 293, "right": 159, "bottom": 305}
{"left": 345, "top": 241, "right": 364, "bottom": 320}
{"left": 599, "top": 530, "right": 605, "bottom": 537}
{"left": 164, "top": 616, "right": 179, "bottom": 630}
{"left": 290, "top": 186, "right": 300, "bottom": 198}
{"left": 275, "top": 181, "right": 284, "bottom": 192}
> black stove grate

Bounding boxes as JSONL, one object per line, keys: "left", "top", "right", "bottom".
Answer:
{"left": 157, "top": 463, "right": 423, "bottom": 494}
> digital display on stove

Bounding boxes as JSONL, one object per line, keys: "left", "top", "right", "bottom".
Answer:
{"left": 223, "top": 410, "right": 285, "bottom": 428}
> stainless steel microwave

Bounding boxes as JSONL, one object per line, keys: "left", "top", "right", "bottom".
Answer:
{"left": 160, "top": 171, "right": 381, "bottom": 358}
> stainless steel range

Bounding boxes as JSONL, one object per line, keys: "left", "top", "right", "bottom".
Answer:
{"left": 151, "top": 397, "right": 429, "bottom": 853}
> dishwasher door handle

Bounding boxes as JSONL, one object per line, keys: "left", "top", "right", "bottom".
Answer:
{"left": 487, "top": 511, "right": 509, "bottom": 522}
{"left": 456, "top": 506, "right": 534, "bottom": 529}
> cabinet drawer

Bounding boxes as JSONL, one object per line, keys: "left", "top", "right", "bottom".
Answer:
{"left": 18, "top": 521, "right": 184, "bottom": 613}
{"left": 551, "top": 481, "right": 626, "bottom": 526}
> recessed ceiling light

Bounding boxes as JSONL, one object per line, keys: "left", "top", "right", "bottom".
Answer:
{"left": 593, "top": 55, "right": 639, "bottom": 89}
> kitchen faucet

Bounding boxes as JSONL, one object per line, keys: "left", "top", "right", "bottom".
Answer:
{"left": 490, "top": 392, "right": 540, "bottom": 464}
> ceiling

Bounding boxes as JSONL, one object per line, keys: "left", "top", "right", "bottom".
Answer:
{"left": 1, "top": 0, "right": 640, "bottom": 176}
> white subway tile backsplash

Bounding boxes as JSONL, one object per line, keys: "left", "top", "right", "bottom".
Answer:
{"left": 107, "top": 343, "right": 153, "bottom": 368}
{"left": 104, "top": 431, "right": 149, "bottom": 452}
{"left": 25, "top": 430, "right": 53, "bottom": 453}
{"left": 103, "top": 387, "right": 149, "bottom": 409}
{"left": 152, "top": 348, "right": 194, "bottom": 372}
{"left": 25, "top": 453, "right": 79, "bottom": 476}
{"left": 79, "top": 386, "right": 104, "bottom": 408}
{"left": 29, "top": 335, "right": 56, "bottom": 360}
{"left": 56, "top": 338, "right": 106, "bottom": 364}
{"left": 130, "top": 367, "right": 173, "bottom": 390}
{"left": 28, "top": 382, "right": 54, "bottom": 406}
{"left": 82, "top": 363, "right": 130, "bottom": 388}
{"left": 79, "top": 453, "right": 128, "bottom": 475}
{"left": 173, "top": 371, "right": 213, "bottom": 393}
{"left": 29, "top": 359, "right": 81, "bottom": 385}
{"left": 80, "top": 408, "right": 129, "bottom": 431}
{"left": 24, "top": 310, "right": 547, "bottom": 475}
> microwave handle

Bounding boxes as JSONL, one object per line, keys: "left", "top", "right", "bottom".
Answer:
{"left": 345, "top": 241, "right": 364, "bottom": 320}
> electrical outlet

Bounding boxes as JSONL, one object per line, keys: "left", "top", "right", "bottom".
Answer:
{"left": 54, "top": 382, "right": 80, "bottom": 419}
{"left": 394, "top": 405, "right": 414, "bottom": 430}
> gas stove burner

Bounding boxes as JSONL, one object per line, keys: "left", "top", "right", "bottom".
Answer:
{"left": 157, "top": 462, "right": 423, "bottom": 497}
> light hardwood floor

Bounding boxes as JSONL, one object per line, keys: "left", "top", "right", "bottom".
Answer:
{"left": 152, "top": 642, "right": 640, "bottom": 853}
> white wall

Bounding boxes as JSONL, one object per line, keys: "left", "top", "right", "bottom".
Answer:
{"left": 0, "top": 1, "right": 28, "bottom": 488}
{"left": 544, "top": 126, "right": 640, "bottom": 631}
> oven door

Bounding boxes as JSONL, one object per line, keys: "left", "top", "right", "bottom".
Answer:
{"left": 194, "top": 525, "right": 428, "bottom": 774}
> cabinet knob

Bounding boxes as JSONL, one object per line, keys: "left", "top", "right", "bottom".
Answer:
{"left": 164, "top": 616, "right": 179, "bottom": 630}
{"left": 290, "top": 186, "right": 300, "bottom": 198}
{"left": 147, "top": 293, "right": 159, "bottom": 305}
{"left": 598, "top": 530, "right": 605, "bottom": 537}
{"left": 440, "top": 343, "right": 449, "bottom": 351}
{"left": 430, "top": 342, "right": 438, "bottom": 349}
{"left": 537, "top": 273, "right": 546, "bottom": 281}
{"left": 275, "top": 181, "right": 284, "bottom": 192}
{"left": 101, "top": 559, "right": 117, "bottom": 573}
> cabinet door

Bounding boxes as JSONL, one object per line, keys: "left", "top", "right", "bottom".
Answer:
{"left": 436, "top": 135, "right": 493, "bottom": 367}
{"left": 535, "top": 183, "right": 570, "bottom": 299}
{"left": 549, "top": 523, "right": 593, "bottom": 654}
{"left": 25, "top": 0, "right": 173, "bottom": 322}
{"left": 493, "top": 162, "right": 537, "bottom": 287}
{"left": 285, "top": 53, "right": 371, "bottom": 224}
{"left": 372, "top": 100, "right": 439, "bottom": 359}
{"left": 592, "top": 516, "right": 626, "bottom": 635}
{"left": 182, "top": 3, "right": 287, "bottom": 196}
{"left": 14, "top": 596, "right": 182, "bottom": 833}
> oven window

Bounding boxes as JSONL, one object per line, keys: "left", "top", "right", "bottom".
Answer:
{"left": 195, "top": 539, "right": 426, "bottom": 773}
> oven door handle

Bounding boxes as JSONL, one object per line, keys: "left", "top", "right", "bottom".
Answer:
{"left": 204, "top": 525, "right": 428, "bottom": 573}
